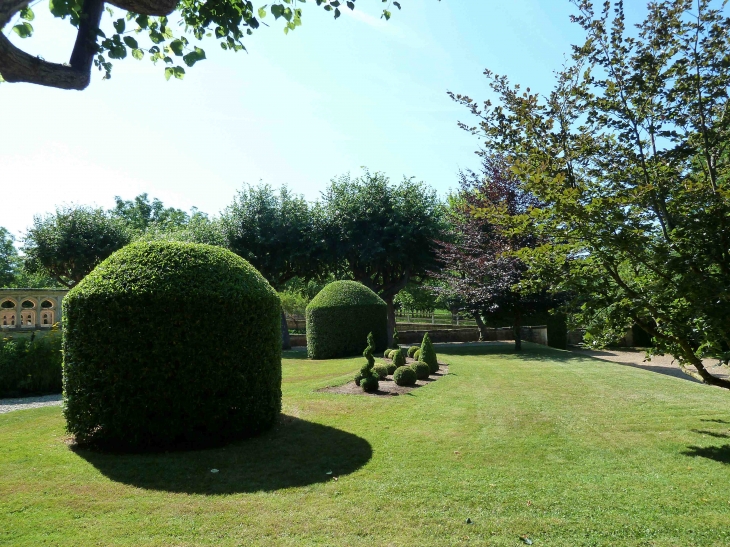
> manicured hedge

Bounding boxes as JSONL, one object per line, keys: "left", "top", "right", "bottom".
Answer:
{"left": 410, "top": 361, "right": 430, "bottom": 380}
{"left": 393, "top": 366, "right": 416, "bottom": 386}
{"left": 0, "top": 331, "right": 62, "bottom": 398}
{"left": 306, "top": 281, "right": 387, "bottom": 359}
{"left": 62, "top": 241, "right": 282, "bottom": 450}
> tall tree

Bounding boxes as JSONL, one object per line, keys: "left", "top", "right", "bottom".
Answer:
{"left": 0, "top": 227, "right": 18, "bottom": 287}
{"left": 22, "top": 205, "right": 132, "bottom": 288}
{"left": 111, "top": 193, "right": 191, "bottom": 233}
{"left": 432, "top": 155, "right": 549, "bottom": 350}
{"left": 321, "top": 169, "right": 447, "bottom": 343}
{"left": 0, "top": 0, "right": 421, "bottom": 90}
{"left": 450, "top": 0, "right": 730, "bottom": 386}
{"left": 221, "top": 183, "right": 327, "bottom": 348}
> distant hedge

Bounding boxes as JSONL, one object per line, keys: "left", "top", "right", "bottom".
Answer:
{"left": 306, "top": 281, "right": 387, "bottom": 359}
{"left": 0, "top": 331, "right": 62, "bottom": 398}
{"left": 62, "top": 241, "right": 282, "bottom": 450}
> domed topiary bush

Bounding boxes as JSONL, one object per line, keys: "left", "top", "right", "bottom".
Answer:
{"left": 407, "top": 345, "right": 419, "bottom": 358}
{"left": 413, "top": 348, "right": 421, "bottom": 360}
{"left": 62, "top": 241, "right": 282, "bottom": 450}
{"left": 373, "top": 364, "right": 389, "bottom": 379}
{"left": 306, "top": 281, "right": 387, "bottom": 359}
{"left": 385, "top": 361, "right": 397, "bottom": 375}
{"left": 392, "top": 348, "right": 406, "bottom": 369}
{"left": 420, "top": 333, "right": 439, "bottom": 374}
{"left": 393, "top": 365, "right": 416, "bottom": 386}
{"left": 410, "top": 361, "right": 430, "bottom": 380}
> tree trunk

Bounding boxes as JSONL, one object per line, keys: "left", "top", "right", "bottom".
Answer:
{"left": 473, "top": 312, "right": 488, "bottom": 341}
{"left": 281, "top": 309, "right": 291, "bottom": 350}
{"left": 513, "top": 309, "right": 522, "bottom": 352}
{"left": 384, "top": 295, "right": 397, "bottom": 347}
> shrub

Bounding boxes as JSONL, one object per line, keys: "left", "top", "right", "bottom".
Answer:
{"left": 373, "top": 364, "right": 389, "bottom": 379}
{"left": 306, "top": 281, "right": 387, "bottom": 359}
{"left": 384, "top": 349, "right": 393, "bottom": 359}
{"left": 385, "top": 361, "right": 397, "bottom": 375}
{"left": 361, "top": 375, "right": 379, "bottom": 392}
{"left": 413, "top": 348, "right": 421, "bottom": 360}
{"left": 0, "top": 330, "right": 62, "bottom": 398}
{"left": 392, "top": 349, "right": 406, "bottom": 368}
{"left": 393, "top": 366, "right": 416, "bottom": 386}
{"left": 407, "top": 345, "right": 419, "bottom": 358}
{"left": 391, "top": 328, "right": 400, "bottom": 349}
{"left": 410, "top": 361, "right": 430, "bottom": 380}
{"left": 63, "top": 241, "right": 282, "bottom": 450}
{"left": 420, "top": 333, "right": 438, "bottom": 374}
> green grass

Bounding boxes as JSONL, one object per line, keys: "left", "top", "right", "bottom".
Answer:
{"left": 2, "top": 343, "right": 730, "bottom": 546}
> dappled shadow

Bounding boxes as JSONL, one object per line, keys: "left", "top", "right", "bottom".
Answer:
{"left": 682, "top": 444, "right": 730, "bottom": 465}
{"left": 691, "top": 429, "right": 730, "bottom": 439}
{"left": 72, "top": 415, "right": 371, "bottom": 494}
{"left": 701, "top": 419, "right": 730, "bottom": 424}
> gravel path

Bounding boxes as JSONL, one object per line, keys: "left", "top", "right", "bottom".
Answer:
{"left": 570, "top": 347, "right": 729, "bottom": 383}
{"left": 0, "top": 394, "right": 62, "bottom": 414}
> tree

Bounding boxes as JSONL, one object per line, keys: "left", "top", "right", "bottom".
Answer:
{"left": 321, "top": 169, "right": 447, "bottom": 344}
{"left": 0, "top": 227, "right": 18, "bottom": 287}
{"left": 22, "top": 205, "right": 132, "bottom": 288}
{"left": 111, "top": 193, "right": 191, "bottom": 233}
{"left": 432, "top": 154, "right": 551, "bottom": 350}
{"left": 450, "top": 0, "right": 730, "bottom": 386}
{"left": 221, "top": 183, "right": 327, "bottom": 348}
{"left": 0, "top": 0, "right": 420, "bottom": 90}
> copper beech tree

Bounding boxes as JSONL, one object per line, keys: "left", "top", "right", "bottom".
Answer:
{"left": 0, "top": 0, "right": 413, "bottom": 90}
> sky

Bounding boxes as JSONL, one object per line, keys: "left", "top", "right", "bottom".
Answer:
{"left": 0, "top": 0, "right": 646, "bottom": 241}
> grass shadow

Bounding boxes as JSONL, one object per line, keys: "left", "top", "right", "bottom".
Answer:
{"left": 72, "top": 415, "right": 371, "bottom": 494}
{"left": 691, "top": 429, "right": 730, "bottom": 439}
{"left": 682, "top": 444, "right": 730, "bottom": 465}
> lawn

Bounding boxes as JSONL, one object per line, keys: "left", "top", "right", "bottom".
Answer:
{"left": 2, "top": 342, "right": 730, "bottom": 546}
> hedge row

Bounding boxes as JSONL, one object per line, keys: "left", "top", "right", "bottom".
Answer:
{"left": 0, "top": 331, "right": 62, "bottom": 398}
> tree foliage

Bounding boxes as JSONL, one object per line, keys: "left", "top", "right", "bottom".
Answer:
{"left": 321, "top": 169, "right": 447, "bottom": 343}
{"left": 0, "top": 0, "right": 422, "bottom": 90}
{"left": 0, "top": 227, "right": 17, "bottom": 287}
{"left": 450, "top": 0, "right": 730, "bottom": 386}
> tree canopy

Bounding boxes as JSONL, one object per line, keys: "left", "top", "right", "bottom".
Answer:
{"left": 321, "top": 169, "right": 447, "bottom": 342}
{"left": 0, "top": 0, "right": 420, "bottom": 90}
{"left": 450, "top": 0, "right": 730, "bottom": 386}
{"left": 0, "top": 227, "right": 17, "bottom": 287}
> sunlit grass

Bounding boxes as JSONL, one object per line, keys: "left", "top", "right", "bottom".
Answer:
{"left": 2, "top": 342, "right": 730, "bottom": 546}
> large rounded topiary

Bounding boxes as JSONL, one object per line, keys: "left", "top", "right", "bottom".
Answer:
{"left": 62, "top": 241, "right": 282, "bottom": 450}
{"left": 306, "top": 281, "right": 387, "bottom": 359}
{"left": 393, "top": 365, "right": 417, "bottom": 386}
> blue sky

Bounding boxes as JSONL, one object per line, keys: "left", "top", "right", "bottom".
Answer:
{"left": 1, "top": 0, "right": 644, "bottom": 239}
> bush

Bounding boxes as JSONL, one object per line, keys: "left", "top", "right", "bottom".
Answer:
{"left": 420, "top": 333, "right": 438, "bottom": 374}
{"left": 0, "top": 331, "right": 62, "bottom": 398}
{"left": 407, "top": 345, "right": 419, "bottom": 358}
{"left": 393, "top": 366, "right": 416, "bottom": 386}
{"left": 391, "top": 328, "right": 400, "bottom": 349}
{"left": 62, "top": 241, "right": 282, "bottom": 450}
{"left": 414, "top": 348, "right": 421, "bottom": 360}
{"left": 385, "top": 361, "right": 397, "bottom": 375}
{"left": 360, "top": 375, "right": 379, "bottom": 392}
{"left": 410, "top": 361, "right": 430, "bottom": 380}
{"left": 384, "top": 349, "right": 393, "bottom": 359}
{"left": 306, "top": 281, "right": 387, "bottom": 359}
{"left": 373, "top": 364, "right": 389, "bottom": 379}
{"left": 392, "top": 349, "right": 406, "bottom": 368}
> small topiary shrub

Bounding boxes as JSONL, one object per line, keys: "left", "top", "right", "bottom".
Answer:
{"left": 373, "top": 364, "right": 389, "bottom": 379}
{"left": 384, "top": 349, "right": 393, "bottom": 359}
{"left": 420, "top": 332, "right": 438, "bottom": 374}
{"left": 413, "top": 348, "right": 421, "bottom": 360}
{"left": 391, "top": 328, "right": 400, "bottom": 349}
{"left": 407, "top": 345, "right": 419, "bottom": 358}
{"left": 393, "top": 365, "right": 416, "bottom": 386}
{"left": 361, "top": 375, "right": 379, "bottom": 392}
{"left": 385, "top": 361, "right": 397, "bottom": 375}
{"left": 410, "top": 361, "right": 430, "bottom": 380}
{"left": 392, "top": 348, "right": 406, "bottom": 368}
{"left": 306, "top": 281, "right": 387, "bottom": 359}
{"left": 63, "top": 241, "right": 282, "bottom": 450}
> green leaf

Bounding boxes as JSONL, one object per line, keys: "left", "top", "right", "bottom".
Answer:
{"left": 136, "top": 14, "right": 149, "bottom": 29}
{"left": 173, "top": 66, "right": 185, "bottom": 80}
{"left": 20, "top": 7, "right": 34, "bottom": 21}
{"left": 258, "top": 6, "right": 267, "bottom": 18}
{"left": 271, "top": 4, "right": 284, "bottom": 19}
{"left": 132, "top": 48, "right": 144, "bottom": 60}
{"left": 393, "top": 1, "right": 401, "bottom": 9}
{"left": 170, "top": 40, "right": 184, "bottom": 56}
{"left": 334, "top": 7, "right": 340, "bottom": 19}
{"left": 346, "top": 1, "right": 354, "bottom": 9}
{"left": 113, "top": 18, "right": 125, "bottom": 33}
{"left": 183, "top": 47, "right": 206, "bottom": 67}
{"left": 123, "top": 36, "right": 138, "bottom": 49}
{"left": 164, "top": 67, "right": 174, "bottom": 81}
{"left": 382, "top": 9, "right": 391, "bottom": 21}
{"left": 12, "top": 22, "right": 33, "bottom": 38}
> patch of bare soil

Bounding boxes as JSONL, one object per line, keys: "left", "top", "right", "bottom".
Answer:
{"left": 319, "top": 361, "right": 449, "bottom": 397}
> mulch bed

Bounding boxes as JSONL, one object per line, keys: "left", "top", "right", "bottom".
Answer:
{"left": 318, "top": 358, "right": 449, "bottom": 397}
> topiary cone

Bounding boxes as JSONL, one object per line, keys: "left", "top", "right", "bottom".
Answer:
{"left": 420, "top": 332, "right": 438, "bottom": 374}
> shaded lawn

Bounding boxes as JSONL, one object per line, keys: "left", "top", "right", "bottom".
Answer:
{"left": 2, "top": 342, "right": 730, "bottom": 546}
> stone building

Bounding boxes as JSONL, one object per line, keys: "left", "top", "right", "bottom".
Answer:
{"left": 0, "top": 288, "right": 69, "bottom": 330}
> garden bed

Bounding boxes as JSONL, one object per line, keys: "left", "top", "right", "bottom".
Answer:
{"left": 318, "top": 359, "right": 449, "bottom": 396}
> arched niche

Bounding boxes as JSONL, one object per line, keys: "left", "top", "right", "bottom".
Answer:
{"left": 21, "top": 299, "right": 37, "bottom": 309}
{"left": 1, "top": 299, "right": 16, "bottom": 309}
